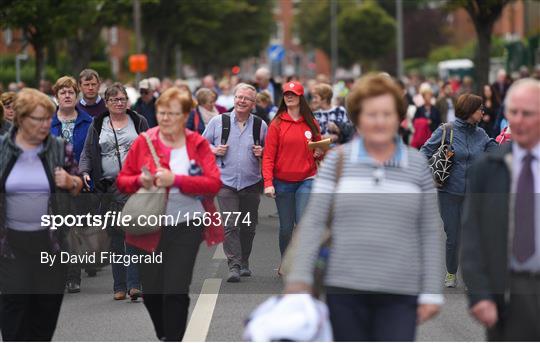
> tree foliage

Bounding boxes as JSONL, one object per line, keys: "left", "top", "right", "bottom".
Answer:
{"left": 445, "top": 0, "right": 511, "bottom": 91}
{"left": 296, "top": 0, "right": 395, "bottom": 70}
{"left": 0, "top": 0, "right": 71, "bottom": 83}
{"left": 0, "top": 0, "right": 274, "bottom": 82}
{"left": 339, "top": 0, "right": 395, "bottom": 68}
{"left": 141, "top": 0, "right": 274, "bottom": 76}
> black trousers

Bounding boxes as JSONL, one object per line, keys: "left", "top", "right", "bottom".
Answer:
{"left": 326, "top": 288, "right": 418, "bottom": 342}
{"left": 488, "top": 273, "right": 540, "bottom": 341}
{"left": 134, "top": 223, "right": 202, "bottom": 341}
{"left": 0, "top": 229, "right": 66, "bottom": 341}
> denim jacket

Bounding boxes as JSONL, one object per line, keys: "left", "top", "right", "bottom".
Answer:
{"left": 420, "top": 118, "right": 498, "bottom": 195}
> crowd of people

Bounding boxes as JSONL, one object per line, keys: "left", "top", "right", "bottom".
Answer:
{"left": 0, "top": 65, "right": 538, "bottom": 341}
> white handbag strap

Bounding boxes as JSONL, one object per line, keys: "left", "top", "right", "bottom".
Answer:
{"left": 142, "top": 133, "right": 162, "bottom": 169}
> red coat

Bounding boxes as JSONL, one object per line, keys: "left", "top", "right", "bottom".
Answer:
{"left": 117, "top": 126, "right": 223, "bottom": 252}
{"left": 262, "top": 112, "right": 322, "bottom": 188}
{"left": 411, "top": 117, "right": 432, "bottom": 149}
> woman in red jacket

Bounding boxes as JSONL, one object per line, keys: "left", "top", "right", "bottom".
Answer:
{"left": 262, "top": 81, "right": 323, "bottom": 263}
{"left": 117, "top": 87, "right": 223, "bottom": 341}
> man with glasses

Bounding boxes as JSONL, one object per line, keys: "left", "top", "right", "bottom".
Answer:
{"left": 132, "top": 79, "right": 157, "bottom": 128}
{"left": 203, "top": 83, "right": 268, "bottom": 282}
{"left": 76, "top": 68, "right": 107, "bottom": 118}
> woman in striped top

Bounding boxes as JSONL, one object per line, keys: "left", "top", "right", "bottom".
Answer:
{"left": 285, "top": 74, "right": 444, "bottom": 341}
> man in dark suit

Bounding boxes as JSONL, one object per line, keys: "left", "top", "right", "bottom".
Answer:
{"left": 462, "top": 78, "right": 540, "bottom": 341}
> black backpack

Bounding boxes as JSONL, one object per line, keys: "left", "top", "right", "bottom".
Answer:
{"left": 221, "top": 113, "right": 262, "bottom": 146}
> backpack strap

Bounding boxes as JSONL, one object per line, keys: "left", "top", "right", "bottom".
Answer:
{"left": 252, "top": 115, "right": 262, "bottom": 146}
{"left": 221, "top": 113, "right": 262, "bottom": 145}
{"left": 221, "top": 113, "right": 231, "bottom": 145}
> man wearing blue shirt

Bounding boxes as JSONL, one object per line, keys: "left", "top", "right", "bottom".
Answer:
{"left": 203, "top": 83, "right": 268, "bottom": 282}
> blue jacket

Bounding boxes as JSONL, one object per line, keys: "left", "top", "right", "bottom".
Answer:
{"left": 420, "top": 118, "right": 498, "bottom": 195}
{"left": 51, "top": 108, "right": 93, "bottom": 163}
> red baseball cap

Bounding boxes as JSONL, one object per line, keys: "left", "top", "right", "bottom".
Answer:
{"left": 283, "top": 81, "right": 304, "bottom": 96}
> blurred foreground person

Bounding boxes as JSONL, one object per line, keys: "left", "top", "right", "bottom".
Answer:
{"left": 462, "top": 78, "right": 540, "bottom": 341}
{"left": 285, "top": 74, "right": 444, "bottom": 341}
{"left": 117, "top": 87, "right": 222, "bottom": 341}
{"left": 0, "top": 88, "right": 83, "bottom": 341}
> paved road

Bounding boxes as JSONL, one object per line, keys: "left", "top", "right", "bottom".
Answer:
{"left": 51, "top": 197, "right": 485, "bottom": 341}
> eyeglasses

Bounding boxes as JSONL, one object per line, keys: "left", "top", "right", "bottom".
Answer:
{"left": 107, "top": 97, "right": 128, "bottom": 105}
{"left": 157, "top": 111, "right": 183, "bottom": 117}
{"left": 27, "top": 115, "right": 53, "bottom": 124}
{"left": 140, "top": 89, "right": 149, "bottom": 95}
{"left": 235, "top": 95, "right": 255, "bottom": 103}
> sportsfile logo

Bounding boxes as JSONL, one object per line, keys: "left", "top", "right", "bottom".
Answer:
{"left": 41, "top": 211, "right": 252, "bottom": 230}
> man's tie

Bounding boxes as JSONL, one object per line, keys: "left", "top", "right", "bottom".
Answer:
{"left": 514, "top": 153, "right": 536, "bottom": 262}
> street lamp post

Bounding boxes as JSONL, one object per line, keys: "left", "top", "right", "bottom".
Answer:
{"left": 396, "top": 0, "right": 404, "bottom": 79}
{"left": 133, "top": 0, "right": 143, "bottom": 83}
{"left": 330, "top": 0, "right": 338, "bottom": 83}
{"left": 15, "top": 53, "right": 28, "bottom": 84}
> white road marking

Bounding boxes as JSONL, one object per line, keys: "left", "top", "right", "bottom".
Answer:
{"left": 212, "top": 243, "right": 226, "bottom": 260}
{"left": 183, "top": 278, "right": 222, "bottom": 342}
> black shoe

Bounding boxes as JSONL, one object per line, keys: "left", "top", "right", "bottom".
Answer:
{"left": 86, "top": 269, "right": 97, "bottom": 277}
{"left": 66, "top": 281, "right": 81, "bottom": 293}
{"left": 227, "top": 268, "right": 241, "bottom": 283}
{"left": 128, "top": 288, "right": 142, "bottom": 301}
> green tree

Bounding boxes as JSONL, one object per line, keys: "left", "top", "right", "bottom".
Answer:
{"left": 339, "top": 0, "right": 396, "bottom": 69}
{"left": 446, "top": 0, "right": 511, "bottom": 92}
{"left": 0, "top": 0, "right": 70, "bottom": 83}
{"left": 141, "top": 0, "right": 274, "bottom": 77}
{"left": 296, "top": 0, "right": 395, "bottom": 70}
{"left": 64, "top": 0, "right": 131, "bottom": 75}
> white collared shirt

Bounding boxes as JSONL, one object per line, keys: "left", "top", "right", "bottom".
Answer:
{"left": 510, "top": 142, "right": 540, "bottom": 272}
{"left": 79, "top": 95, "right": 103, "bottom": 106}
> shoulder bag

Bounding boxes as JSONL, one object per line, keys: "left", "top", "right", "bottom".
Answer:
{"left": 121, "top": 133, "right": 167, "bottom": 235}
{"left": 427, "top": 123, "right": 455, "bottom": 187}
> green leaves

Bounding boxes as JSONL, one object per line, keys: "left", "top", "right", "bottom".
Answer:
{"left": 296, "top": 0, "right": 395, "bottom": 68}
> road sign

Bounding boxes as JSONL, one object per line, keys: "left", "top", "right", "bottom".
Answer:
{"left": 129, "top": 54, "right": 148, "bottom": 73}
{"left": 268, "top": 44, "right": 285, "bottom": 62}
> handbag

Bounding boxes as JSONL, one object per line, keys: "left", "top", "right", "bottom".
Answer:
{"left": 427, "top": 123, "right": 454, "bottom": 187}
{"left": 65, "top": 193, "right": 111, "bottom": 261}
{"left": 281, "top": 146, "right": 345, "bottom": 298}
{"left": 121, "top": 133, "right": 167, "bottom": 235}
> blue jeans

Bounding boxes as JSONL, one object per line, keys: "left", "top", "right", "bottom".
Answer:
{"left": 437, "top": 191, "right": 464, "bottom": 274}
{"left": 274, "top": 178, "right": 313, "bottom": 256}
{"left": 110, "top": 233, "right": 140, "bottom": 292}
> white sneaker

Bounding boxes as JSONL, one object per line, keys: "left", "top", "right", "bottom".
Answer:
{"left": 445, "top": 272, "right": 457, "bottom": 288}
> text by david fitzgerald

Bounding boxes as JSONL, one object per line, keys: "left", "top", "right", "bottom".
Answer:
{"left": 41, "top": 251, "right": 162, "bottom": 267}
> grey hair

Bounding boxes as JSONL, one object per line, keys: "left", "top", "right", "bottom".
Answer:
{"left": 233, "top": 83, "right": 257, "bottom": 96}
{"left": 255, "top": 67, "right": 271, "bottom": 79}
{"left": 504, "top": 78, "right": 540, "bottom": 108}
{"left": 104, "top": 82, "right": 128, "bottom": 101}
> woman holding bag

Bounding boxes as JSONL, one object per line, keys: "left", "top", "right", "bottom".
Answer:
{"left": 285, "top": 75, "right": 444, "bottom": 341}
{"left": 116, "top": 87, "right": 223, "bottom": 341}
{"left": 420, "top": 94, "right": 497, "bottom": 288}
